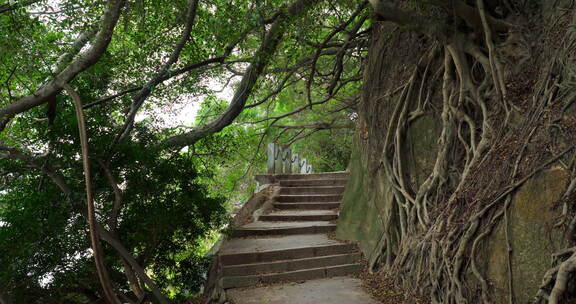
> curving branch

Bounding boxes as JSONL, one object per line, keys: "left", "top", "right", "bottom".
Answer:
{"left": 0, "top": 0, "right": 40, "bottom": 14}
{"left": 160, "top": 0, "right": 322, "bottom": 150}
{"left": 306, "top": 1, "right": 368, "bottom": 106}
{"left": 96, "top": 157, "right": 146, "bottom": 300}
{"left": 53, "top": 25, "right": 99, "bottom": 75}
{"left": 244, "top": 70, "right": 300, "bottom": 109}
{"left": 548, "top": 252, "right": 576, "bottom": 304}
{"left": 0, "top": 144, "right": 170, "bottom": 303}
{"left": 0, "top": 0, "right": 126, "bottom": 131}
{"left": 275, "top": 122, "right": 354, "bottom": 130}
{"left": 63, "top": 83, "right": 121, "bottom": 304}
{"left": 83, "top": 55, "right": 229, "bottom": 110}
{"left": 253, "top": 74, "right": 361, "bottom": 124}
{"left": 94, "top": 158, "right": 124, "bottom": 231}
{"left": 114, "top": 0, "right": 200, "bottom": 143}
{"left": 265, "top": 44, "right": 364, "bottom": 74}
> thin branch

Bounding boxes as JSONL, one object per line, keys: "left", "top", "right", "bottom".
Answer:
{"left": 0, "top": 0, "right": 126, "bottom": 130}
{"left": 327, "top": 14, "right": 368, "bottom": 95}
{"left": 306, "top": 1, "right": 368, "bottom": 107}
{"left": 95, "top": 158, "right": 123, "bottom": 231}
{"left": 244, "top": 70, "right": 299, "bottom": 109}
{"left": 115, "top": 0, "right": 200, "bottom": 143}
{"left": 83, "top": 87, "right": 141, "bottom": 109}
{"left": 0, "top": 144, "right": 170, "bottom": 303}
{"left": 160, "top": 0, "right": 322, "bottom": 150}
{"left": 275, "top": 122, "right": 353, "bottom": 129}
{"left": 53, "top": 25, "right": 99, "bottom": 75}
{"left": 253, "top": 74, "right": 361, "bottom": 124}
{"left": 284, "top": 128, "right": 322, "bottom": 146}
{"left": 0, "top": 145, "right": 69, "bottom": 193}
{"left": 83, "top": 37, "right": 245, "bottom": 110}
{"left": 265, "top": 44, "right": 364, "bottom": 74}
{"left": 0, "top": 0, "right": 41, "bottom": 14}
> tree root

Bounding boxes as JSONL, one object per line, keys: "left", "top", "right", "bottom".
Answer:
{"left": 364, "top": 4, "right": 576, "bottom": 302}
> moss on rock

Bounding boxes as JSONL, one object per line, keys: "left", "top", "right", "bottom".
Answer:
{"left": 336, "top": 137, "right": 387, "bottom": 259}
{"left": 337, "top": 114, "right": 440, "bottom": 261}
{"left": 484, "top": 167, "right": 569, "bottom": 303}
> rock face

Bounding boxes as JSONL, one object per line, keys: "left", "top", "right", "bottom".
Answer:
{"left": 335, "top": 8, "right": 574, "bottom": 302}
{"left": 336, "top": 23, "right": 442, "bottom": 262}
{"left": 335, "top": 115, "right": 443, "bottom": 264}
{"left": 484, "top": 168, "right": 569, "bottom": 303}
{"left": 338, "top": 125, "right": 571, "bottom": 303}
{"left": 336, "top": 141, "right": 388, "bottom": 260}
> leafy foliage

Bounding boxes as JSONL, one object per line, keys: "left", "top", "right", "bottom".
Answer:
{"left": 0, "top": 0, "right": 367, "bottom": 301}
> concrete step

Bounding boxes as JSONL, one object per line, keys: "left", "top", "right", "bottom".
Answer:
{"left": 227, "top": 277, "right": 380, "bottom": 304}
{"left": 279, "top": 186, "right": 345, "bottom": 195}
{"left": 219, "top": 240, "right": 357, "bottom": 266}
{"left": 232, "top": 223, "right": 336, "bottom": 237}
{"left": 221, "top": 253, "right": 362, "bottom": 276}
{"left": 273, "top": 172, "right": 349, "bottom": 180}
{"left": 260, "top": 210, "right": 338, "bottom": 221}
{"left": 276, "top": 194, "right": 343, "bottom": 203}
{"left": 221, "top": 263, "right": 363, "bottom": 289}
{"left": 279, "top": 178, "right": 348, "bottom": 187}
{"left": 273, "top": 202, "right": 340, "bottom": 210}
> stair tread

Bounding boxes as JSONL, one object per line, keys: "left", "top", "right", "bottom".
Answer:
{"left": 219, "top": 234, "right": 346, "bottom": 255}
{"left": 224, "top": 263, "right": 362, "bottom": 279}
{"left": 280, "top": 178, "right": 348, "bottom": 182}
{"left": 221, "top": 263, "right": 362, "bottom": 288}
{"left": 273, "top": 202, "right": 341, "bottom": 205}
{"left": 240, "top": 221, "right": 334, "bottom": 229}
{"left": 222, "top": 253, "right": 360, "bottom": 269}
{"left": 273, "top": 203, "right": 340, "bottom": 210}
{"left": 281, "top": 186, "right": 345, "bottom": 189}
{"left": 277, "top": 194, "right": 342, "bottom": 197}
{"left": 274, "top": 172, "right": 348, "bottom": 178}
{"left": 265, "top": 210, "right": 338, "bottom": 216}
{"left": 217, "top": 171, "right": 355, "bottom": 289}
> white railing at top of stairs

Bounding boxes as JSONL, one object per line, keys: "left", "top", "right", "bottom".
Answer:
{"left": 266, "top": 142, "right": 312, "bottom": 175}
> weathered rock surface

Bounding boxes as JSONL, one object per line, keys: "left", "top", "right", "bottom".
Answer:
{"left": 484, "top": 167, "right": 569, "bottom": 303}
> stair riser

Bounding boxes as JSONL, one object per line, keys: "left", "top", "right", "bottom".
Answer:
{"left": 259, "top": 214, "right": 338, "bottom": 221}
{"left": 273, "top": 173, "right": 349, "bottom": 180}
{"left": 279, "top": 179, "right": 348, "bottom": 187}
{"left": 221, "top": 264, "right": 362, "bottom": 289}
{"left": 276, "top": 195, "right": 342, "bottom": 203}
{"left": 273, "top": 203, "right": 340, "bottom": 210}
{"left": 279, "top": 187, "right": 345, "bottom": 195}
{"left": 232, "top": 225, "right": 336, "bottom": 238}
{"left": 222, "top": 253, "right": 361, "bottom": 276}
{"left": 219, "top": 244, "right": 356, "bottom": 266}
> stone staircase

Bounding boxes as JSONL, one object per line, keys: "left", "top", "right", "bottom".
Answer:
{"left": 217, "top": 171, "right": 362, "bottom": 289}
